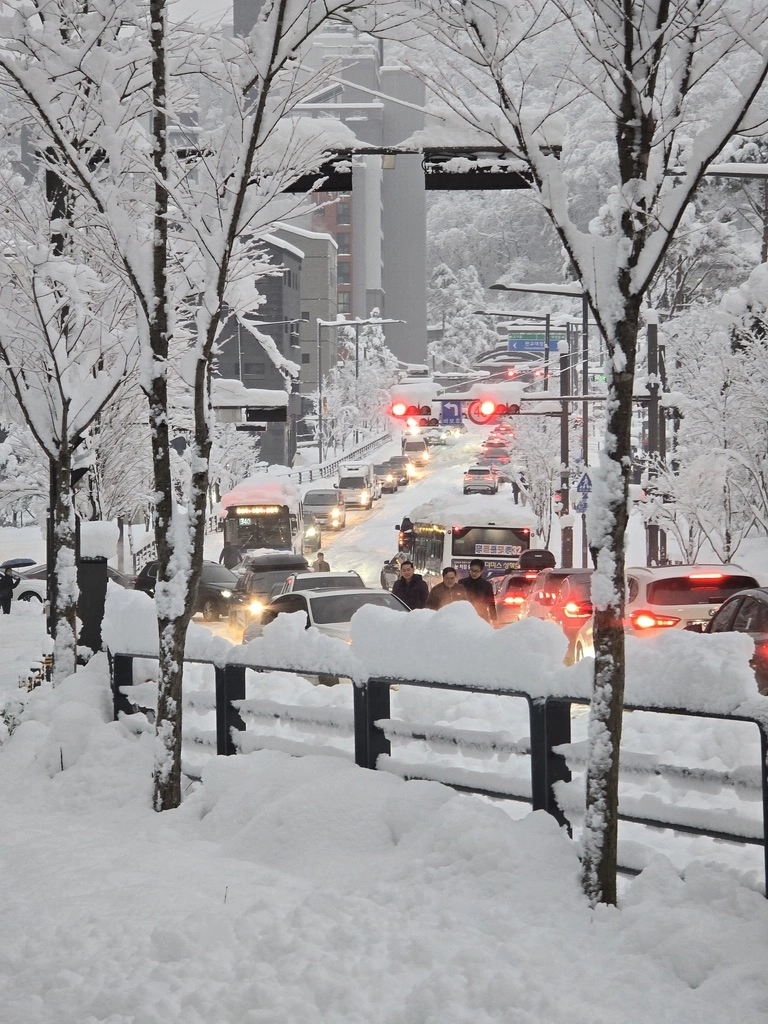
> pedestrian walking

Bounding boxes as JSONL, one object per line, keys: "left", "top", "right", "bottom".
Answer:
{"left": 391, "top": 560, "right": 429, "bottom": 610}
{"left": 458, "top": 558, "right": 497, "bottom": 623}
{"left": 312, "top": 551, "right": 331, "bottom": 572}
{"left": 425, "top": 566, "right": 470, "bottom": 610}
{"left": 0, "top": 566, "right": 20, "bottom": 614}
{"left": 219, "top": 544, "right": 242, "bottom": 570}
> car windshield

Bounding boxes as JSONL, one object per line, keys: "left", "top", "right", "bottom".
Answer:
{"left": 202, "top": 565, "right": 239, "bottom": 584}
{"left": 310, "top": 592, "right": 407, "bottom": 624}
{"left": 645, "top": 575, "right": 759, "bottom": 606}
{"left": 305, "top": 493, "right": 337, "bottom": 506}
{"left": 338, "top": 477, "right": 365, "bottom": 488}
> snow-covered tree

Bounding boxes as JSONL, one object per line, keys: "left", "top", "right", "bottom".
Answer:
{"left": 409, "top": 0, "right": 768, "bottom": 905}
{"left": 0, "top": 172, "right": 136, "bottom": 680}
{"left": 0, "top": 0, "right": 399, "bottom": 809}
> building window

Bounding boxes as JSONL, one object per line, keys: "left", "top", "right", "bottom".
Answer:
{"left": 337, "top": 261, "right": 351, "bottom": 285}
{"left": 301, "top": 353, "right": 310, "bottom": 364}
{"left": 244, "top": 361, "right": 266, "bottom": 377}
{"left": 337, "top": 201, "right": 351, "bottom": 224}
{"left": 337, "top": 292, "right": 351, "bottom": 314}
{"left": 337, "top": 231, "right": 351, "bottom": 254}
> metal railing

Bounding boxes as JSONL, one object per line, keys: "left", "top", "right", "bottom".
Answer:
{"left": 108, "top": 648, "right": 768, "bottom": 894}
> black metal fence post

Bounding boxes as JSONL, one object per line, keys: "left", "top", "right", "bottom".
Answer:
{"left": 217, "top": 664, "right": 246, "bottom": 755}
{"left": 353, "top": 679, "right": 391, "bottom": 769}
{"left": 111, "top": 653, "right": 134, "bottom": 719}
{"left": 529, "top": 697, "right": 572, "bottom": 829}
{"left": 759, "top": 722, "right": 768, "bottom": 896}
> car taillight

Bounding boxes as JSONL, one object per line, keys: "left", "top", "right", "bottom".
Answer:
{"left": 688, "top": 572, "right": 724, "bottom": 580}
{"left": 563, "top": 601, "right": 592, "bottom": 618}
{"left": 630, "top": 610, "right": 681, "bottom": 629}
{"left": 503, "top": 595, "right": 525, "bottom": 605}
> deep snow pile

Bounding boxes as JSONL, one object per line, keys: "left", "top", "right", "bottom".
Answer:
{"left": 0, "top": 607, "right": 768, "bottom": 1023}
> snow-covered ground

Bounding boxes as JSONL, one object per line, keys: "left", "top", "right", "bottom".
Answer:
{"left": 1, "top": 435, "right": 768, "bottom": 1023}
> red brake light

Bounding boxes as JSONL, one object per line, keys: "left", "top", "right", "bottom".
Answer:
{"left": 688, "top": 572, "right": 724, "bottom": 581}
{"left": 563, "top": 601, "right": 592, "bottom": 619}
{"left": 504, "top": 595, "right": 525, "bottom": 605}
{"left": 506, "top": 367, "right": 517, "bottom": 377}
{"left": 631, "top": 610, "right": 681, "bottom": 630}
{"left": 524, "top": 571, "right": 538, "bottom": 579}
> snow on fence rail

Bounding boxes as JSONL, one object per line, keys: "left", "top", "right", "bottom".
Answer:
{"left": 108, "top": 648, "right": 768, "bottom": 895}
{"left": 129, "top": 433, "right": 391, "bottom": 572}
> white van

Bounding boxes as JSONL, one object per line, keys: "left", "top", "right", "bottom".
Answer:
{"left": 338, "top": 462, "right": 381, "bottom": 500}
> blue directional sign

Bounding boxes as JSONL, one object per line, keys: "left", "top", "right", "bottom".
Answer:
{"left": 438, "top": 400, "right": 463, "bottom": 426}
{"left": 574, "top": 496, "right": 589, "bottom": 514}
{"left": 576, "top": 473, "right": 592, "bottom": 494}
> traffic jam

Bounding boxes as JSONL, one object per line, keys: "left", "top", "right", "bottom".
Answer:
{"left": 201, "top": 384, "right": 768, "bottom": 698}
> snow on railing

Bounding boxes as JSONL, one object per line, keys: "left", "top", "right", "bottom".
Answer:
{"left": 108, "top": 645, "right": 768, "bottom": 896}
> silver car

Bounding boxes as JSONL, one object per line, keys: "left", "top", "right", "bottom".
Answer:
{"left": 463, "top": 466, "right": 499, "bottom": 495}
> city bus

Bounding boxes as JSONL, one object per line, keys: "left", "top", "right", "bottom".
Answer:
{"left": 219, "top": 477, "right": 304, "bottom": 555}
{"left": 397, "top": 495, "right": 538, "bottom": 583}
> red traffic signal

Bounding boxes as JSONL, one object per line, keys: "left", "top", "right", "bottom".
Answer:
{"left": 390, "top": 402, "right": 438, "bottom": 427}
{"left": 467, "top": 399, "right": 521, "bottom": 424}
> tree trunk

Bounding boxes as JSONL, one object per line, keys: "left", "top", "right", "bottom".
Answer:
{"left": 49, "top": 449, "right": 78, "bottom": 685}
{"left": 582, "top": 309, "right": 639, "bottom": 906}
{"left": 147, "top": 0, "right": 192, "bottom": 813}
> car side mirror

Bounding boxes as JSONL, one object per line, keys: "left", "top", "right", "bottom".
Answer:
{"left": 333, "top": 483, "right": 338, "bottom": 488}
{"left": 395, "top": 524, "right": 400, "bottom": 530}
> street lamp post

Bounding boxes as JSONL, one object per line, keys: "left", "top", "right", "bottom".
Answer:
{"left": 490, "top": 281, "right": 594, "bottom": 568}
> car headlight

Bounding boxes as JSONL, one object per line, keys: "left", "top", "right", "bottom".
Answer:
{"left": 423, "top": 451, "right": 430, "bottom": 460}
{"left": 361, "top": 490, "right": 370, "bottom": 503}
{"left": 306, "top": 526, "right": 317, "bottom": 537}
{"left": 248, "top": 598, "right": 263, "bottom": 615}
{"left": 406, "top": 464, "right": 415, "bottom": 475}
{"left": 386, "top": 474, "right": 394, "bottom": 483}
{"left": 220, "top": 589, "right": 232, "bottom": 599}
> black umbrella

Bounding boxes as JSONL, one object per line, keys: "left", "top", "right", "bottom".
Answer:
{"left": 0, "top": 557, "right": 36, "bottom": 569}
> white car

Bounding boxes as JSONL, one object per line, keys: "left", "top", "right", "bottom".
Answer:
{"left": 573, "top": 563, "right": 760, "bottom": 659}
{"left": 12, "top": 563, "right": 133, "bottom": 604}
{"left": 463, "top": 466, "right": 499, "bottom": 495}
{"left": 274, "top": 570, "right": 366, "bottom": 598}
{"left": 243, "top": 587, "right": 409, "bottom": 644}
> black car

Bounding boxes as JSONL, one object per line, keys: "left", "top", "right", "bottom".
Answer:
{"left": 373, "top": 463, "right": 399, "bottom": 494}
{"left": 385, "top": 455, "right": 413, "bottom": 486}
{"left": 133, "top": 560, "right": 239, "bottom": 621}
{"left": 701, "top": 587, "right": 768, "bottom": 694}
{"left": 229, "top": 551, "right": 311, "bottom": 627}
{"left": 303, "top": 513, "right": 322, "bottom": 553}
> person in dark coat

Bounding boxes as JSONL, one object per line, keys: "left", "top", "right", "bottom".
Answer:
{"left": 391, "top": 560, "right": 429, "bottom": 610}
{"left": 425, "top": 566, "right": 470, "bottom": 610}
{"left": 219, "top": 544, "right": 242, "bottom": 570}
{"left": 0, "top": 566, "right": 20, "bottom": 614}
{"left": 458, "top": 559, "right": 497, "bottom": 623}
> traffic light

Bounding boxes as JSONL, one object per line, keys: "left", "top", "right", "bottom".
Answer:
{"left": 389, "top": 402, "right": 439, "bottom": 428}
{"left": 466, "top": 399, "right": 521, "bottom": 425}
